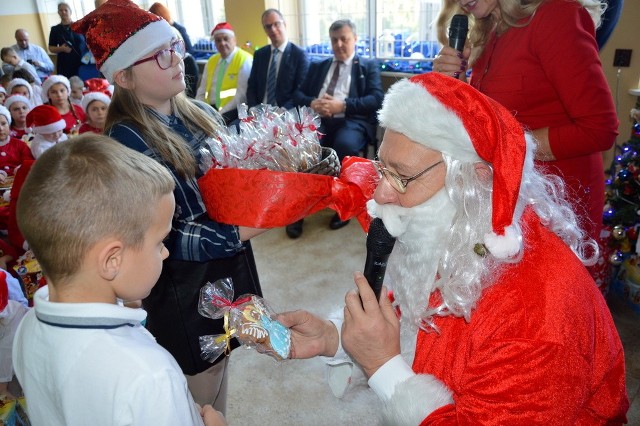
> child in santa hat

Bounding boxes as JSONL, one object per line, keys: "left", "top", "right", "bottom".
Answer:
{"left": 78, "top": 78, "right": 111, "bottom": 134}
{"left": 73, "top": 0, "right": 264, "bottom": 418}
{"left": 0, "top": 269, "right": 29, "bottom": 400}
{"left": 0, "top": 105, "right": 34, "bottom": 175}
{"left": 41, "top": 75, "right": 86, "bottom": 135}
{"left": 26, "top": 105, "right": 68, "bottom": 159}
{"left": 6, "top": 77, "right": 41, "bottom": 109}
{"left": 4, "top": 95, "right": 33, "bottom": 140}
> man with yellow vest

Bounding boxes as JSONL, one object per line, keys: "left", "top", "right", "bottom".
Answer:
{"left": 196, "top": 22, "right": 252, "bottom": 125}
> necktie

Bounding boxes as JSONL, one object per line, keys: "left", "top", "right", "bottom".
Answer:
{"left": 325, "top": 61, "right": 342, "bottom": 96}
{"left": 266, "top": 49, "right": 279, "bottom": 105}
{"left": 214, "top": 59, "right": 227, "bottom": 108}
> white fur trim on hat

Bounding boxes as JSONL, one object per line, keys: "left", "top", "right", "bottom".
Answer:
{"left": 41, "top": 75, "right": 71, "bottom": 103}
{"left": 0, "top": 106, "right": 10, "bottom": 125}
{"left": 0, "top": 87, "right": 5, "bottom": 95}
{"left": 7, "top": 78, "right": 33, "bottom": 99}
{"left": 4, "top": 95, "right": 33, "bottom": 112}
{"left": 81, "top": 92, "right": 111, "bottom": 112}
{"left": 101, "top": 20, "right": 175, "bottom": 83}
{"left": 32, "top": 119, "right": 66, "bottom": 135}
{"left": 378, "top": 78, "right": 480, "bottom": 163}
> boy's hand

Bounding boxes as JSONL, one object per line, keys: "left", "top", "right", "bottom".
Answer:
{"left": 197, "top": 404, "right": 227, "bottom": 426}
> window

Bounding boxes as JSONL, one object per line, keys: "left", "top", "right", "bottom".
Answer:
{"left": 296, "top": 0, "right": 442, "bottom": 73}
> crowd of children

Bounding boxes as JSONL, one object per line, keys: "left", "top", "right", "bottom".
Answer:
{"left": 0, "top": 54, "right": 114, "bottom": 407}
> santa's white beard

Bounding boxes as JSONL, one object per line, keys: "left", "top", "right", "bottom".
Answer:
{"left": 367, "top": 189, "right": 456, "bottom": 363}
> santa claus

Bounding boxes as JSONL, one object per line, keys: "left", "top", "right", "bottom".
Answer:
{"left": 280, "top": 73, "right": 629, "bottom": 424}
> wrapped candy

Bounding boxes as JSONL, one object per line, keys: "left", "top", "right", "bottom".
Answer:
{"left": 197, "top": 103, "right": 379, "bottom": 232}
{"left": 200, "top": 104, "right": 323, "bottom": 173}
{"left": 198, "top": 278, "right": 291, "bottom": 362}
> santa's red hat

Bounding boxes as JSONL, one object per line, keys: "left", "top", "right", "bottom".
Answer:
{"left": 81, "top": 78, "right": 112, "bottom": 111}
{"left": 378, "top": 73, "right": 529, "bottom": 259}
{"left": 41, "top": 75, "right": 71, "bottom": 103}
{"left": 71, "top": 0, "right": 176, "bottom": 83}
{"left": 4, "top": 94, "right": 33, "bottom": 112}
{"left": 26, "top": 105, "right": 66, "bottom": 134}
{"left": 211, "top": 22, "right": 234, "bottom": 37}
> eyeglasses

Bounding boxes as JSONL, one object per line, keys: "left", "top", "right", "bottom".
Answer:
{"left": 263, "top": 20, "right": 284, "bottom": 31}
{"left": 374, "top": 159, "right": 444, "bottom": 194}
{"left": 132, "top": 40, "right": 186, "bottom": 70}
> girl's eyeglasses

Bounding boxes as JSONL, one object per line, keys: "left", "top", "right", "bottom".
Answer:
{"left": 132, "top": 40, "right": 186, "bottom": 70}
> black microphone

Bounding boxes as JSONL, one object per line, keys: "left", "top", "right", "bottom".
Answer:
{"left": 448, "top": 14, "right": 468, "bottom": 52}
{"left": 364, "top": 218, "right": 396, "bottom": 300}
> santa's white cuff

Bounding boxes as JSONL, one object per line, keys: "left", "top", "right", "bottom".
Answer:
{"left": 324, "top": 318, "right": 346, "bottom": 360}
{"left": 368, "top": 354, "right": 415, "bottom": 401}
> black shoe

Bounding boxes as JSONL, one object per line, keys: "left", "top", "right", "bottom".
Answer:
{"left": 329, "top": 213, "right": 350, "bottom": 230}
{"left": 286, "top": 219, "right": 304, "bottom": 239}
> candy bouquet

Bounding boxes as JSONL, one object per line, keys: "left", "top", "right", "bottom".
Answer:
{"left": 198, "top": 277, "right": 291, "bottom": 362}
{"left": 197, "top": 104, "right": 378, "bottom": 231}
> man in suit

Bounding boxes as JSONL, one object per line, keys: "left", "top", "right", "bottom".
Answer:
{"left": 247, "top": 9, "right": 309, "bottom": 110}
{"left": 196, "top": 22, "right": 253, "bottom": 125}
{"left": 289, "top": 19, "right": 383, "bottom": 238}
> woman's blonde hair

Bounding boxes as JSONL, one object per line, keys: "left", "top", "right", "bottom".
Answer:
{"left": 105, "top": 68, "right": 223, "bottom": 178}
{"left": 436, "top": 0, "right": 606, "bottom": 64}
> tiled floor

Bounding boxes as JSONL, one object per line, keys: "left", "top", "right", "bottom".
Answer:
{"left": 227, "top": 209, "right": 640, "bottom": 425}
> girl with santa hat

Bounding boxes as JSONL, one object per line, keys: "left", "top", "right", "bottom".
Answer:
{"left": 41, "top": 74, "right": 85, "bottom": 135}
{"left": 78, "top": 78, "right": 111, "bottom": 134}
{"left": 73, "top": 0, "right": 265, "bottom": 417}
{"left": 4, "top": 95, "right": 33, "bottom": 141}
{"left": 0, "top": 105, "right": 34, "bottom": 175}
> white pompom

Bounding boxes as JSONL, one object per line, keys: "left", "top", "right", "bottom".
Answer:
{"left": 484, "top": 225, "right": 521, "bottom": 259}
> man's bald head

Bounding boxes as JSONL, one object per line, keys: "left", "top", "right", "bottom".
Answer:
{"left": 15, "top": 29, "right": 29, "bottom": 49}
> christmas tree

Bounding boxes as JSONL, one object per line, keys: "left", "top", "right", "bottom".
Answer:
{"left": 602, "top": 100, "right": 640, "bottom": 312}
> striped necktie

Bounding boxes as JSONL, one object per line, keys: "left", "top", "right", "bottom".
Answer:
{"left": 325, "top": 61, "right": 342, "bottom": 96}
{"left": 266, "top": 49, "right": 279, "bottom": 105}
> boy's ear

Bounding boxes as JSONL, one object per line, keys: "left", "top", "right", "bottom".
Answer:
{"left": 113, "top": 70, "right": 132, "bottom": 90}
{"left": 98, "top": 240, "right": 124, "bottom": 281}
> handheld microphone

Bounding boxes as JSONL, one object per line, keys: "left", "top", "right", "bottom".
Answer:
{"left": 448, "top": 14, "right": 468, "bottom": 52}
{"left": 364, "top": 218, "right": 396, "bottom": 300}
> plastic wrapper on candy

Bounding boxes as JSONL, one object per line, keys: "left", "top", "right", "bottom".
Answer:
{"left": 198, "top": 278, "right": 291, "bottom": 362}
{"left": 200, "top": 104, "right": 322, "bottom": 173}
{"left": 199, "top": 155, "right": 379, "bottom": 232}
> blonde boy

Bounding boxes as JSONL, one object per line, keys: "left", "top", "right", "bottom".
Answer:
{"left": 12, "top": 134, "right": 224, "bottom": 425}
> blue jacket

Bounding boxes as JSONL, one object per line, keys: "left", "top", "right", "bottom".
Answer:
{"left": 294, "top": 55, "right": 383, "bottom": 142}
{"left": 247, "top": 42, "right": 309, "bottom": 110}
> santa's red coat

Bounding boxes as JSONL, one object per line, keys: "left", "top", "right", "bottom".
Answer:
{"left": 414, "top": 209, "right": 628, "bottom": 424}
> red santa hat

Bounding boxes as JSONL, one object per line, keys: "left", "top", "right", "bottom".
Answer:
{"left": 7, "top": 78, "right": 33, "bottom": 99}
{"left": 0, "top": 270, "right": 7, "bottom": 312}
{"left": 41, "top": 75, "right": 71, "bottom": 103}
{"left": 211, "top": 22, "right": 234, "bottom": 37}
{"left": 4, "top": 94, "right": 33, "bottom": 112}
{"left": 81, "top": 78, "right": 112, "bottom": 111}
{"left": 378, "top": 73, "right": 528, "bottom": 259}
{"left": 71, "top": 0, "right": 176, "bottom": 83}
{"left": 26, "top": 105, "right": 66, "bottom": 134}
{"left": 0, "top": 105, "right": 10, "bottom": 125}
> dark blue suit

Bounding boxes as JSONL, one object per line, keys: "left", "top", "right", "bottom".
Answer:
{"left": 294, "top": 56, "right": 383, "bottom": 160}
{"left": 247, "top": 42, "right": 309, "bottom": 110}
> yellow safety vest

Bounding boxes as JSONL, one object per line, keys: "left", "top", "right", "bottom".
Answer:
{"left": 204, "top": 49, "right": 252, "bottom": 108}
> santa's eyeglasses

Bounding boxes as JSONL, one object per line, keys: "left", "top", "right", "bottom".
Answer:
{"left": 132, "top": 40, "right": 186, "bottom": 70}
{"left": 374, "top": 160, "right": 444, "bottom": 194}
